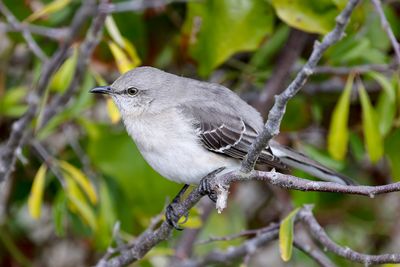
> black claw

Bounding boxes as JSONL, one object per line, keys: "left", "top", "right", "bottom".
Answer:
{"left": 166, "top": 203, "right": 183, "bottom": 230}
{"left": 199, "top": 167, "right": 226, "bottom": 202}
{"left": 165, "top": 184, "right": 190, "bottom": 230}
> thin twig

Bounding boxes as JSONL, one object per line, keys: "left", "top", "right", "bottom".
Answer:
{"left": 101, "top": 0, "right": 191, "bottom": 13}
{"left": 178, "top": 224, "right": 280, "bottom": 267}
{"left": 313, "top": 63, "right": 397, "bottom": 75}
{"left": 0, "top": 2, "right": 48, "bottom": 61}
{"left": 300, "top": 205, "right": 400, "bottom": 265}
{"left": 241, "top": 0, "right": 361, "bottom": 172}
{"left": 196, "top": 223, "right": 279, "bottom": 245}
{"left": 371, "top": 0, "right": 400, "bottom": 66}
{"left": 31, "top": 141, "right": 66, "bottom": 188}
{"left": 294, "top": 237, "right": 337, "bottom": 267}
{"left": 0, "top": 21, "right": 68, "bottom": 41}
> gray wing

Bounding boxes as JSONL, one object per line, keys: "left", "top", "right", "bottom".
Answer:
{"left": 179, "top": 104, "right": 286, "bottom": 170}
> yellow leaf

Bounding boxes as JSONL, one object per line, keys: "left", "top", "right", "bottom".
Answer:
{"left": 59, "top": 160, "right": 97, "bottom": 204}
{"left": 327, "top": 73, "right": 354, "bottom": 160}
{"left": 64, "top": 175, "right": 86, "bottom": 212}
{"left": 105, "top": 16, "right": 124, "bottom": 47}
{"left": 90, "top": 69, "right": 107, "bottom": 86}
{"left": 28, "top": 164, "right": 47, "bottom": 219}
{"left": 68, "top": 194, "right": 97, "bottom": 230}
{"left": 358, "top": 82, "right": 384, "bottom": 162}
{"left": 25, "top": 0, "right": 71, "bottom": 22}
{"left": 108, "top": 41, "right": 135, "bottom": 74}
{"left": 181, "top": 214, "right": 203, "bottom": 229}
{"left": 122, "top": 38, "right": 141, "bottom": 68}
{"left": 279, "top": 207, "right": 300, "bottom": 262}
{"left": 106, "top": 98, "right": 121, "bottom": 124}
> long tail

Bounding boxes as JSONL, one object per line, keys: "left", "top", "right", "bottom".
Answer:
{"left": 268, "top": 140, "right": 356, "bottom": 185}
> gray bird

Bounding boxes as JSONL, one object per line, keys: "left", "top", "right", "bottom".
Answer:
{"left": 90, "top": 67, "right": 353, "bottom": 227}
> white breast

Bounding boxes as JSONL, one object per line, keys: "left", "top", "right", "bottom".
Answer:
{"left": 123, "top": 108, "right": 238, "bottom": 184}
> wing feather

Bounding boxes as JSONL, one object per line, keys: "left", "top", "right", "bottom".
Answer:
{"left": 179, "top": 104, "right": 286, "bottom": 170}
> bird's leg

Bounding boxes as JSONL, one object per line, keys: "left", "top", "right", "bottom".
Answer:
{"left": 166, "top": 184, "right": 190, "bottom": 230}
{"left": 199, "top": 167, "right": 226, "bottom": 202}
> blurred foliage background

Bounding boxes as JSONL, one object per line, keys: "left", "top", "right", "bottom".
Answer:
{"left": 0, "top": 0, "right": 400, "bottom": 266}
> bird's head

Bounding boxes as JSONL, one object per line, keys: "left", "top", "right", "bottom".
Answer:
{"left": 90, "top": 66, "right": 186, "bottom": 118}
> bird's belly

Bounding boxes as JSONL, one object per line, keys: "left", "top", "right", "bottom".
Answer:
{"left": 138, "top": 138, "right": 238, "bottom": 184}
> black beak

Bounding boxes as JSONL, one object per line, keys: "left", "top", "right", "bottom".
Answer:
{"left": 90, "top": 86, "right": 112, "bottom": 95}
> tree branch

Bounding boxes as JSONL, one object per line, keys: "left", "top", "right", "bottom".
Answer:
{"left": 100, "top": 0, "right": 190, "bottom": 13}
{"left": 371, "top": 0, "right": 400, "bottom": 66}
{"left": 0, "top": 21, "right": 68, "bottom": 41}
{"left": 300, "top": 205, "right": 400, "bottom": 265}
{"left": 241, "top": 0, "right": 361, "bottom": 173}
{"left": 313, "top": 62, "right": 398, "bottom": 75}
{"left": 294, "top": 238, "right": 337, "bottom": 267}
{"left": 179, "top": 224, "right": 280, "bottom": 267}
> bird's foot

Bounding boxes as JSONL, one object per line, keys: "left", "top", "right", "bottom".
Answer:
{"left": 166, "top": 202, "right": 188, "bottom": 231}
{"left": 165, "top": 184, "right": 189, "bottom": 230}
{"left": 199, "top": 167, "right": 226, "bottom": 203}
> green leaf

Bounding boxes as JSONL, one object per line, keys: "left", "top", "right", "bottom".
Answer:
{"left": 95, "top": 180, "right": 117, "bottom": 249}
{"left": 327, "top": 73, "right": 354, "bottom": 160}
{"left": 385, "top": 129, "right": 400, "bottom": 181}
{"left": 279, "top": 207, "right": 300, "bottom": 262}
{"left": 183, "top": 0, "right": 274, "bottom": 76}
{"left": 358, "top": 81, "right": 384, "bottom": 163}
{"left": 68, "top": 195, "right": 97, "bottom": 231}
{"left": 0, "top": 86, "right": 28, "bottom": 117}
{"left": 367, "top": 72, "right": 395, "bottom": 101}
{"left": 63, "top": 174, "right": 97, "bottom": 230}
{"left": 375, "top": 84, "right": 396, "bottom": 137}
{"left": 271, "top": 0, "right": 338, "bottom": 34}
{"left": 28, "top": 164, "right": 47, "bottom": 219}
{"left": 50, "top": 47, "right": 78, "bottom": 93}
{"left": 52, "top": 191, "right": 67, "bottom": 236}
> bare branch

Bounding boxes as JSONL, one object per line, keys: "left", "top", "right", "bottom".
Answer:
{"left": 0, "top": 21, "right": 68, "bottom": 41}
{"left": 95, "top": 181, "right": 206, "bottom": 266}
{"left": 0, "top": 2, "right": 48, "bottom": 61}
{"left": 101, "top": 0, "right": 190, "bottom": 13}
{"left": 300, "top": 205, "right": 400, "bottom": 265}
{"left": 179, "top": 225, "right": 280, "bottom": 267}
{"left": 196, "top": 223, "right": 279, "bottom": 245}
{"left": 371, "top": 0, "right": 400, "bottom": 66}
{"left": 294, "top": 237, "right": 337, "bottom": 267}
{"left": 241, "top": 0, "right": 361, "bottom": 172}
{"left": 313, "top": 62, "right": 397, "bottom": 75}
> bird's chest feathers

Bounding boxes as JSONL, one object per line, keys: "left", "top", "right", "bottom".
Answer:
{"left": 123, "top": 110, "right": 202, "bottom": 180}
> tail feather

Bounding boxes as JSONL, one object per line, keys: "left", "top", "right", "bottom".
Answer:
{"left": 268, "top": 140, "right": 356, "bottom": 186}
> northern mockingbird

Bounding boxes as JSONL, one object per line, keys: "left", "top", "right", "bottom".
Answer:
{"left": 90, "top": 66, "right": 354, "bottom": 227}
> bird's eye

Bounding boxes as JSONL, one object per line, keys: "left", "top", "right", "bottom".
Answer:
{"left": 126, "top": 87, "right": 139, "bottom": 96}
